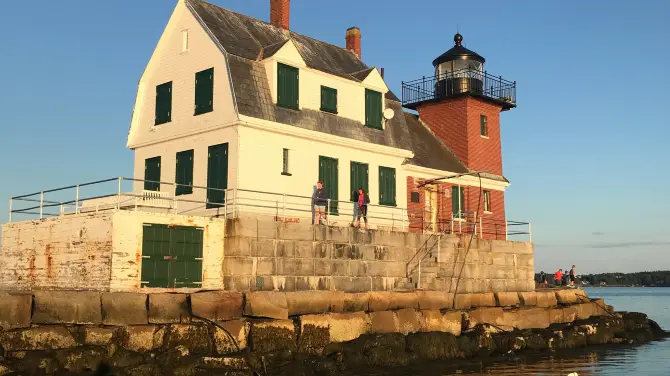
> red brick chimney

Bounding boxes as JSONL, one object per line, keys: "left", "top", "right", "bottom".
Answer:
{"left": 346, "top": 27, "right": 361, "bottom": 59}
{"left": 270, "top": 0, "right": 290, "bottom": 30}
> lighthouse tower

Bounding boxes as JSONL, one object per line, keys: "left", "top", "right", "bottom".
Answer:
{"left": 402, "top": 33, "right": 516, "bottom": 177}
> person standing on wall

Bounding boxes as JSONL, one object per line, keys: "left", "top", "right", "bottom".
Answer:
{"left": 554, "top": 268, "right": 563, "bottom": 287}
{"left": 569, "top": 265, "right": 577, "bottom": 286}
{"left": 353, "top": 187, "right": 370, "bottom": 231}
{"left": 313, "top": 181, "right": 329, "bottom": 225}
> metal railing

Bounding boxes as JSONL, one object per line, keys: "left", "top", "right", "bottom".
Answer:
{"left": 402, "top": 68, "right": 516, "bottom": 110}
{"left": 7, "top": 177, "right": 531, "bottom": 241}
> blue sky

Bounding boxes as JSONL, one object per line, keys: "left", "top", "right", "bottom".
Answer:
{"left": 0, "top": 0, "right": 668, "bottom": 273}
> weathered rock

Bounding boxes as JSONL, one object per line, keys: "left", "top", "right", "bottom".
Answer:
{"left": 149, "top": 293, "right": 189, "bottom": 324}
{"left": 369, "top": 311, "right": 399, "bottom": 333}
{"left": 471, "top": 293, "right": 496, "bottom": 308}
{"left": 417, "top": 291, "right": 453, "bottom": 310}
{"left": 56, "top": 347, "right": 106, "bottom": 373}
{"left": 33, "top": 291, "right": 102, "bottom": 324}
{"left": 555, "top": 289, "right": 583, "bottom": 305}
{"left": 332, "top": 333, "right": 409, "bottom": 367}
{"left": 518, "top": 292, "right": 537, "bottom": 307}
{"left": 343, "top": 292, "right": 369, "bottom": 312}
{"left": 495, "top": 292, "right": 520, "bottom": 307}
{"left": 391, "top": 292, "right": 419, "bottom": 310}
{"left": 454, "top": 294, "right": 472, "bottom": 310}
{"left": 83, "top": 327, "right": 116, "bottom": 346}
{"left": 328, "top": 312, "right": 370, "bottom": 343}
{"left": 199, "top": 356, "right": 249, "bottom": 370}
{"left": 0, "top": 292, "right": 32, "bottom": 330}
{"left": 0, "top": 327, "right": 77, "bottom": 351}
{"left": 368, "top": 292, "right": 393, "bottom": 312}
{"left": 457, "top": 326, "right": 496, "bottom": 357}
{"left": 119, "top": 325, "right": 165, "bottom": 352}
{"left": 396, "top": 308, "right": 421, "bottom": 335}
{"left": 536, "top": 291, "right": 558, "bottom": 308}
{"left": 298, "top": 314, "right": 330, "bottom": 354}
{"left": 244, "top": 292, "right": 289, "bottom": 320}
{"left": 549, "top": 308, "right": 564, "bottom": 324}
{"left": 191, "top": 291, "right": 243, "bottom": 321}
{"left": 406, "top": 332, "right": 459, "bottom": 360}
{"left": 510, "top": 308, "right": 551, "bottom": 329}
{"left": 166, "top": 324, "right": 212, "bottom": 354}
{"left": 286, "top": 291, "right": 332, "bottom": 315}
{"left": 0, "top": 365, "right": 12, "bottom": 375}
{"left": 102, "top": 292, "right": 148, "bottom": 326}
{"left": 420, "top": 310, "right": 463, "bottom": 336}
{"left": 467, "top": 307, "right": 510, "bottom": 330}
{"left": 213, "top": 320, "right": 249, "bottom": 354}
{"left": 249, "top": 320, "right": 296, "bottom": 353}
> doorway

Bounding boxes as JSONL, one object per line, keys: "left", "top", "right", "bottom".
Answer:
{"left": 424, "top": 185, "right": 438, "bottom": 232}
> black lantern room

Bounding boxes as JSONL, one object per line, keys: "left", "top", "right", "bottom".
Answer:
{"left": 401, "top": 33, "right": 516, "bottom": 110}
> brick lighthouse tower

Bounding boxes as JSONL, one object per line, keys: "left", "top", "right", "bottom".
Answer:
{"left": 402, "top": 33, "right": 516, "bottom": 177}
{"left": 402, "top": 33, "right": 516, "bottom": 235}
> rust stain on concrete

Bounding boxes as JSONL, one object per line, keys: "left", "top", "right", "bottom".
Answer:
{"left": 45, "top": 244, "right": 54, "bottom": 279}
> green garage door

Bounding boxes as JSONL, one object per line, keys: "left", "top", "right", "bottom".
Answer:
{"left": 141, "top": 224, "right": 203, "bottom": 288}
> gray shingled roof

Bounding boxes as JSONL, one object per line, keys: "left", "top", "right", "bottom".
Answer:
{"left": 228, "top": 55, "right": 412, "bottom": 150}
{"left": 187, "top": 0, "right": 498, "bottom": 178}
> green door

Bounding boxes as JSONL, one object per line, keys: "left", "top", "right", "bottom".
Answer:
{"left": 207, "top": 143, "right": 228, "bottom": 209}
{"left": 452, "top": 186, "right": 465, "bottom": 219}
{"left": 318, "top": 156, "right": 338, "bottom": 215}
{"left": 144, "top": 157, "right": 161, "bottom": 191}
{"left": 141, "top": 224, "right": 203, "bottom": 288}
{"left": 350, "top": 162, "right": 369, "bottom": 201}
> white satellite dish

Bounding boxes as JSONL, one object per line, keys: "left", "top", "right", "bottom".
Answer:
{"left": 383, "top": 108, "right": 395, "bottom": 120}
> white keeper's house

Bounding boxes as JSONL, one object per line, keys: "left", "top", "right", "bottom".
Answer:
{"left": 127, "top": 0, "right": 518, "bottom": 237}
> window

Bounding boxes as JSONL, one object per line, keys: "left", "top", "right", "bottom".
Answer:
{"left": 282, "top": 148, "right": 291, "bottom": 176}
{"left": 320, "top": 86, "right": 337, "bottom": 113}
{"left": 195, "top": 68, "right": 214, "bottom": 115}
{"left": 155, "top": 82, "right": 172, "bottom": 125}
{"left": 480, "top": 114, "right": 488, "bottom": 137}
{"left": 365, "top": 89, "right": 383, "bottom": 129}
{"left": 181, "top": 30, "right": 189, "bottom": 52}
{"left": 483, "top": 190, "right": 491, "bottom": 212}
{"left": 175, "top": 150, "right": 194, "bottom": 196}
{"left": 350, "top": 162, "right": 369, "bottom": 201}
{"left": 410, "top": 191, "right": 420, "bottom": 203}
{"left": 452, "top": 186, "right": 465, "bottom": 219}
{"left": 207, "top": 143, "right": 228, "bottom": 208}
{"left": 277, "top": 63, "right": 299, "bottom": 109}
{"left": 144, "top": 156, "right": 161, "bottom": 191}
{"left": 379, "top": 167, "right": 396, "bottom": 206}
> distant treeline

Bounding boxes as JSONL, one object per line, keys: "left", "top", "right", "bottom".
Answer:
{"left": 535, "top": 271, "right": 670, "bottom": 287}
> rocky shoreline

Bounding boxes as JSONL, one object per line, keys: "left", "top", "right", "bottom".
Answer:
{"left": 0, "top": 289, "right": 668, "bottom": 375}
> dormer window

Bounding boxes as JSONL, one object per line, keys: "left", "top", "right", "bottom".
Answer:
{"left": 365, "top": 89, "right": 383, "bottom": 129}
{"left": 320, "top": 86, "right": 337, "bottom": 114}
{"left": 277, "top": 63, "right": 299, "bottom": 109}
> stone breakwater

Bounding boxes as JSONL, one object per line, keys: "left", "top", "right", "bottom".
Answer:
{"left": 0, "top": 289, "right": 665, "bottom": 375}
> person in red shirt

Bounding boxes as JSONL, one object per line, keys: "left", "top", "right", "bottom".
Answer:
{"left": 554, "top": 268, "right": 563, "bottom": 287}
{"left": 353, "top": 187, "right": 370, "bottom": 230}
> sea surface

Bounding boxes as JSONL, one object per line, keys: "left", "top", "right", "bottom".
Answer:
{"left": 348, "top": 287, "right": 670, "bottom": 376}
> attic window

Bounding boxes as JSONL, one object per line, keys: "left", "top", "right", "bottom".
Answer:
{"left": 181, "top": 30, "right": 189, "bottom": 52}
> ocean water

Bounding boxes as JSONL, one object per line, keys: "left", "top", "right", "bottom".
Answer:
{"left": 349, "top": 287, "right": 670, "bottom": 376}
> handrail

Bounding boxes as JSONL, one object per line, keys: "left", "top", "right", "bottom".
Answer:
{"left": 6, "top": 176, "right": 531, "bottom": 242}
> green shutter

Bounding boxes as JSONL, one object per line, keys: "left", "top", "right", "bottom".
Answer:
{"left": 175, "top": 150, "right": 194, "bottom": 196}
{"left": 452, "top": 186, "right": 465, "bottom": 218}
{"left": 277, "top": 63, "right": 299, "bottom": 109}
{"left": 141, "top": 224, "right": 203, "bottom": 288}
{"left": 207, "top": 143, "right": 228, "bottom": 208}
{"left": 320, "top": 86, "right": 338, "bottom": 113}
{"left": 480, "top": 115, "right": 488, "bottom": 136}
{"left": 144, "top": 157, "right": 161, "bottom": 191}
{"left": 365, "top": 89, "right": 383, "bottom": 129}
{"left": 379, "top": 167, "right": 396, "bottom": 206}
{"left": 350, "top": 162, "right": 369, "bottom": 201}
{"left": 318, "top": 156, "right": 339, "bottom": 215}
{"left": 195, "top": 68, "right": 214, "bottom": 115}
{"left": 155, "top": 82, "right": 172, "bottom": 125}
